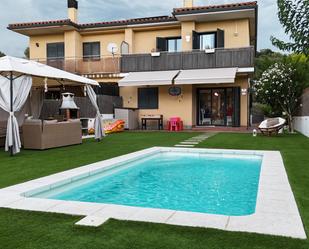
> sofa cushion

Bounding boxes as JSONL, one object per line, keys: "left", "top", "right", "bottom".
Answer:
{"left": 24, "top": 119, "right": 42, "bottom": 125}
{"left": 43, "top": 120, "right": 58, "bottom": 125}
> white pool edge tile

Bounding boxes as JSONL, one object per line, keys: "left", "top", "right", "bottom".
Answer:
{"left": 0, "top": 147, "right": 306, "bottom": 239}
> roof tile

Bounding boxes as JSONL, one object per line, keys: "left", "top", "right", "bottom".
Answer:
{"left": 173, "top": 1, "right": 257, "bottom": 14}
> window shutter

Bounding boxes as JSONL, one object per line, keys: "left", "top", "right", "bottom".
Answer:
{"left": 138, "top": 88, "right": 158, "bottom": 109}
{"left": 92, "top": 42, "right": 100, "bottom": 57}
{"left": 217, "top": 29, "right": 225, "bottom": 48}
{"left": 47, "top": 43, "right": 64, "bottom": 59}
{"left": 47, "top": 44, "right": 57, "bottom": 59}
{"left": 83, "top": 43, "right": 91, "bottom": 58}
{"left": 156, "top": 37, "right": 167, "bottom": 52}
{"left": 192, "top": 31, "right": 200, "bottom": 50}
{"left": 57, "top": 43, "right": 64, "bottom": 58}
{"left": 232, "top": 87, "right": 241, "bottom": 127}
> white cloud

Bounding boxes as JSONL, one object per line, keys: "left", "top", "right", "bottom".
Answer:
{"left": 0, "top": 0, "right": 289, "bottom": 56}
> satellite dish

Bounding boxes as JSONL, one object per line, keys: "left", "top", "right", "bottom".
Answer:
{"left": 107, "top": 43, "right": 118, "bottom": 54}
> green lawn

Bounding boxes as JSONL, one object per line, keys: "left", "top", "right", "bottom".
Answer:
{"left": 0, "top": 132, "right": 309, "bottom": 249}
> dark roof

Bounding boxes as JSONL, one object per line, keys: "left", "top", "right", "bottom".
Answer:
{"left": 79, "top": 16, "right": 177, "bottom": 29}
{"left": 8, "top": 19, "right": 79, "bottom": 30}
{"left": 8, "top": 16, "right": 177, "bottom": 30}
{"left": 8, "top": 1, "right": 257, "bottom": 31}
{"left": 173, "top": 1, "right": 257, "bottom": 15}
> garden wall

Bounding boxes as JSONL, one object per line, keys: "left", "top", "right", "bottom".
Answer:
{"left": 294, "top": 88, "right": 309, "bottom": 137}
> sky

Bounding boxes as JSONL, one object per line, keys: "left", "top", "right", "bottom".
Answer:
{"left": 0, "top": 0, "right": 289, "bottom": 57}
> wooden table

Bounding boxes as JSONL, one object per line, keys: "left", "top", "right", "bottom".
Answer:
{"left": 141, "top": 115, "right": 163, "bottom": 130}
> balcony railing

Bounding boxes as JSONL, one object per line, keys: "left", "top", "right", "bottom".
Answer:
{"left": 34, "top": 56, "right": 121, "bottom": 75}
{"left": 121, "top": 47, "right": 255, "bottom": 73}
{"left": 33, "top": 47, "right": 254, "bottom": 75}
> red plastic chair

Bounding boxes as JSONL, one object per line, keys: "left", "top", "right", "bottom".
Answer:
{"left": 169, "top": 117, "right": 183, "bottom": 131}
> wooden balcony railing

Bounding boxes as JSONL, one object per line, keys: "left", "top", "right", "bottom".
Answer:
{"left": 33, "top": 47, "right": 254, "bottom": 75}
{"left": 34, "top": 56, "right": 121, "bottom": 75}
{"left": 121, "top": 47, "right": 255, "bottom": 73}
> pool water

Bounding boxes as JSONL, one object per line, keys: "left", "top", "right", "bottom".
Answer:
{"left": 34, "top": 152, "right": 262, "bottom": 216}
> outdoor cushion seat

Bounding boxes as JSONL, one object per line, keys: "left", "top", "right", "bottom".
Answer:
{"left": 258, "top": 117, "right": 286, "bottom": 136}
{"left": 22, "top": 119, "right": 82, "bottom": 150}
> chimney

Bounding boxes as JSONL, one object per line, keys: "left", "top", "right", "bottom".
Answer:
{"left": 68, "top": 0, "right": 78, "bottom": 23}
{"left": 183, "top": 0, "right": 194, "bottom": 8}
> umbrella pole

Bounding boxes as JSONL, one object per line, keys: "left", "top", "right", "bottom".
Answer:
{"left": 10, "top": 71, "right": 13, "bottom": 156}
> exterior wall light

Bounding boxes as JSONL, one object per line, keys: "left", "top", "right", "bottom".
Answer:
{"left": 241, "top": 88, "right": 247, "bottom": 96}
{"left": 185, "top": 35, "right": 191, "bottom": 43}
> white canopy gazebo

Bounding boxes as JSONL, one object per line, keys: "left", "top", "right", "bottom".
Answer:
{"left": 0, "top": 56, "right": 105, "bottom": 155}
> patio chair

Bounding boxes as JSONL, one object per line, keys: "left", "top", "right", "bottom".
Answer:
{"left": 258, "top": 117, "right": 286, "bottom": 136}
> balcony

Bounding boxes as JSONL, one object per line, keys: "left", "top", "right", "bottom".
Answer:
{"left": 33, "top": 47, "right": 254, "bottom": 75}
{"left": 121, "top": 47, "right": 255, "bottom": 73}
{"left": 34, "top": 56, "right": 121, "bottom": 75}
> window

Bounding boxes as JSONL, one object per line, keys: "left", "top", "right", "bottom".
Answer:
{"left": 47, "top": 43, "right": 64, "bottom": 59}
{"left": 83, "top": 42, "right": 100, "bottom": 60}
{"left": 167, "top": 38, "right": 182, "bottom": 52}
{"left": 138, "top": 88, "right": 158, "bottom": 109}
{"left": 199, "top": 33, "right": 216, "bottom": 50}
{"left": 193, "top": 29, "right": 224, "bottom": 50}
{"left": 157, "top": 37, "right": 182, "bottom": 52}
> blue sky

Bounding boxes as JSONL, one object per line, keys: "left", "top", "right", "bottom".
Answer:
{"left": 0, "top": 0, "right": 288, "bottom": 56}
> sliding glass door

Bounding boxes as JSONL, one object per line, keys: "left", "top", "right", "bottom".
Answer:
{"left": 197, "top": 88, "right": 240, "bottom": 127}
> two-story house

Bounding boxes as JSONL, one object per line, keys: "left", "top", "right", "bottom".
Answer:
{"left": 8, "top": 0, "right": 257, "bottom": 129}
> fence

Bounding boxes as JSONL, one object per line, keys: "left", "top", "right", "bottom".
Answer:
{"left": 40, "top": 95, "right": 123, "bottom": 120}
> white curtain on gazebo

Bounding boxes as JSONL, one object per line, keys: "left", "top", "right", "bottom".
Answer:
{"left": 0, "top": 75, "right": 32, "bottom": 154}
{"left": 86, "top": 85, "right": 105, "bottom": 140}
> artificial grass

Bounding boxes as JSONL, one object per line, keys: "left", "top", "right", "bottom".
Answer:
{"left": 0, "top": 132, "right": 308, "bottom": 249}
{"left": 0, "top": 132, "right": 196, "bottom": 188}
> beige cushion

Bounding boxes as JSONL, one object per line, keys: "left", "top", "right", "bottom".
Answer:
{"left": 266, "top": 118, "right": 279, "bottom": 128}
{"left": 43, "top": 120, "right": 58, "bottom": 125}
{"left": 68, "top": 119, "right": 81, "bottom": 123}
{"left": 24, "top": 119, "right": 42, "bottom": 125}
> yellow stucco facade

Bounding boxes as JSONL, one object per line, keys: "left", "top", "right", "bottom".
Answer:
{"left": 120, "top": 77, "right": 249, "bottom": 128}
{"left": 28, "top": 18, "right": 251, "bottom": 59}
{"left": 19, "top": 2, "right": 256, "bottom": 128}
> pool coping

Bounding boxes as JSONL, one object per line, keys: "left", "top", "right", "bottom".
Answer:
{"left": 0, "top": 147, "right": 306, "bottom": 239}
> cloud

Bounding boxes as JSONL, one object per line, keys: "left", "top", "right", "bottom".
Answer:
{"left": 0, "top": 0, "right": 289, "bottom": 57}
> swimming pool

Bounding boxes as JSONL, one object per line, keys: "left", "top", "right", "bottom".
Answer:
{"left": 1, "top": 147, "right": 305, "bottom": 238}
{"left": 32, "top": 151, "right": 262, "bottom": 216}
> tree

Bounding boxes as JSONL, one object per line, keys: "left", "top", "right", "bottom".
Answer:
{"left": 0, "top": 51, "right": 5, "bottom": 57}
{"left": 254, "top": 63, "right": 305, "bottom": 132}
{"left": 271, "top": 0, "right": 309, "bottom": 55}
{"left": 254, "top": 49, "right": 285, "bottom": 80}
{"left": 24, "top": 47, "right": 29, "bottom": 59}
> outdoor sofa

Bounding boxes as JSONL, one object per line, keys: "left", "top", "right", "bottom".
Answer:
{"left": 22, "top": 119, "right": 82, "bottom": 150}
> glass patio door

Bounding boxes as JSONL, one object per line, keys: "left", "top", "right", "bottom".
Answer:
{"left": 197, "top": 88, "right": 240, "bottom": 127}
{"left": 211, "top": 89, "right": 225, "bottom": 126}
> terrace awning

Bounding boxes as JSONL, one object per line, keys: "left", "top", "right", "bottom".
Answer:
{"left": 174, "top": 68, "right": 238, "bottom": 85}
{"left": 118, "top": 70, "right": 180, "bottom": 86}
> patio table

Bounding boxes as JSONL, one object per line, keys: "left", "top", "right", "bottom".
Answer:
{"left": 141, "top": 115, "right": 163, "bottom": 130}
